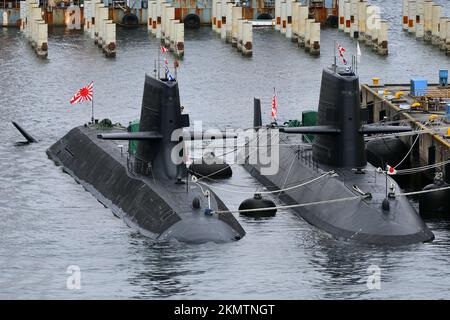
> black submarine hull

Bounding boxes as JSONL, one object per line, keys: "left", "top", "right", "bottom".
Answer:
{"left": 243, "top": 68, "right": 434, "bottom": 245}
{"left": 47, "top": 126, "right": 245, "bottom": 243}
{"left": 244, "top": 138, "right": 434, "bottom": 245}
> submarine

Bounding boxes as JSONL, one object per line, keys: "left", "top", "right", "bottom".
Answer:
{"left": 46, "top": 74, "right": 245, "bottom": 244}
{"left": 243, "top": 67, "right": 435, "bottom": 245}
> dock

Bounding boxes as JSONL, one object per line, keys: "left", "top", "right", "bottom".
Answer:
{"left": 361, "top": 81, "right": 450, "bottom": 182}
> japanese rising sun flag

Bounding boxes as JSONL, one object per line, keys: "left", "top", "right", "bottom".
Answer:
{"left": 337, "top": 43, "right": 347, "bottom": 65}
{"left": 386, "top": 164, "right": 397, "bottom": 175}
{"left": 161, "top": 46, "right": 169, "bottom": 53}
{"left": 271, "top": 89, "right": 277, "bottom": 120}
{"left": 70, "top": 81, "right": 93, "bottom": 105}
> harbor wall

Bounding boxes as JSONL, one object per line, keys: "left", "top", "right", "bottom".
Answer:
{"left": 361, "top": 84, "right": 450, "bottom": 182}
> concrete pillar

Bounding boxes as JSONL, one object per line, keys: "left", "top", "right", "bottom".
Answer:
{"left": 212, "top": 0, "right": 217, "bottom": 31}
{"left": 30, "top": 5, "right": 40, "bottom": 46}
{"left": 242, "top": 21, "right": 252, "bottom": 56}
{"left": 169, "top": 19, "right": 178, "bottom": 51}
{"left": 358, "top": 1, "right": 367, "bottom": 41}
{"left": 103, "top": 21, "right": 116, "bottom": 58}
{"left": 84, "top": 1, "right": 91, "bottom": 33}
{"left": 94, "top": 3, "right": 103, "bottom": 44}
{"left": 237, "top": 18, "right": 245, "bottom": 51}
{"left": 90, "top": 0, "right": 100, "bottom": 39}
{"left": 215, "top": 2, "right": 222, "bottom": 34}
{"left": 415, "top": 0, "right": 424, "bottom": 39}
{"left": 408, "top": 0, "right": 416, "bottom": 33}
{"left": 377, "top": 20, "right": 389, "bottom": 55}
{"left": 304, "top": 18, "right": 314, "bottom": 52}
{"left": 365, "top": 5, "right": 375, "bottom": 45}
{"left": 36, "top": 20, "right": 47, "bottom": 58}
{"left": 310, "top": 22, "right": 320, "bottom": 56}
{"left": 350, "top": 0, "right": 359, "bottom": 38}
{"left": 164, "top": 6, "right": 174, "bottom": 47}
{"left": 98, "top": 6, "right": 108, "bottom": 47}
{"left": 424, "top": 1, "right": 433, "bottom": 41}
{"left": 371, "top": 17, "right": 380, "bottom": 51}
{"left": 344, "top": 0, "right": 351, "bottom": 34}
{"left": 275, "top": 0, "right": 281, "bottom": 31}
{"left": 225, "top": 2, "right": 233, "bottom": 43}
{"left": 292, "top": 2, "right": 300, "bottom": 42}
{"left": 439, "top": 18, "right": 448, "bottom": 50}
{"left": 338, "top": 0, "right": 345, "bottom": 31}
{"left": 161, "top": 4, "right": 167, "bottom": 41}
{"left": 281, "top": 1, "right": 287, "bottom": 35}
{"left": 220, "top": 1, "right": 227, "bottom": 40}
{"left": 147, "top": 0, "right": 153, "bottom": 32}
{"left": 431, "top": 5, "right": 441, "bottom": 45}
{"left": 402, "top": 0, "right": 409, "bottom": 31}
{"left": 175, "top": 22, "right": 184, "bottom": 58}
{"left": 151, "top": 1, "right": 157, "bottom": 36}
{"left": 446, "top": 20, "right": 450, "bottom": 55}
{"left": 298, "top": 5, "right": 308, "bottom": 47}
{"left": 231, "top": 6, "right": 242, "bottom": 47}
{"left": 156, "top": 0, "right": 164, "bottom": 38}
{"left": 286, "top": 0, "right": 292, "bottom": 39}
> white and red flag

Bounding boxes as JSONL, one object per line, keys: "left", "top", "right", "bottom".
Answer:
{"left": 386, "top": 164, "right": 397, "bottom": 175}
{"left": 271, "top": 88, "right": 277, "bottom": 120}
{"left": 161, "top": 46, "right": 169, "bottom": 53}
{"left": 337, "top": 43, "right": 347, "bottom": 65}
{"left": 70, "top": 81, "right": 93, "bottom": 105}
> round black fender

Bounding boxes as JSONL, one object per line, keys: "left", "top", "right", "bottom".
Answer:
{"left": 184, "top": 14, "right": 201, "bottom": 29}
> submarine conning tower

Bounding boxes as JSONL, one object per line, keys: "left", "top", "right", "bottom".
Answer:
{"left": 98, "top": 75, "right": 190, "bottom": 180}
{"left": 313, "top": 68, "right": 366, "bottom": 168}
{"left": 280, "top": 67, "right": 412, "bottom": 168}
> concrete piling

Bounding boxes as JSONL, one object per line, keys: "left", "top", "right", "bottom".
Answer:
{"left": 281, "top": 1, "right": 287, "bottom": 35}
{"left": 439, "top": 18, "right": 448, "bottom": 50}
{"left": 304, "top": 18, "right": 314, "bottom": 52}
{"left": 169, "top": 19, "right": 178, "bottom": 51}
{"left": 408, "top": 0, "right": 416, "bottom": 34}
{"left": 175, "top": 22, "right": 184, "bottom": 58}
{"left": 212, "top": 0, "right": 217, "bottom": 31}
{"left": 151, "top": 1, "right": 157, "bottom": 36}
{"left": 237, "top": 18, "right": 244, "bottom": 51}
{"left": 402, "top": 0, "right": 409, "bottom": 31}
{"left": 338, "top": 0, "right": 345, "bottom": 31}
{"left": 103, "top": 21, "right": 116, "bottom": 58}
{"left": 242, "top": 21, "right": 252, "bottom": 56}
{"left": 415, "top": 0, "right": 425, "bottom": 39}
{"left": 350, "top": 0, "right": 359, "bottom": 38}
{"left": 164, "top": 5, "right": 175, "bottom": 47}
{"left": 365, "top": 5, "right": 374, "bottom": 45}
{"left": 156, "top": 0, "right": 163, "bottom": 38}
{"left": 377, "top": 20, "right": 389, "bottom": 55}
{"left": 446, "top": 20, "right": 450, "bottom": 55}
{"left": 225, "top": 2, "right": 233, "bottom": 43}
{"left": 431, "top": 5, "right": 441, "bottom": 45}
{"left": 286, "top": 0, "right": 292, "bottom": 39}
{"left": 231, "top": 5, "right": 242, "bottom": 47}
{"left": 424, "top": 1, "right": 433, "bottom": 41}
{"left": 275, "top": 0, "right": 281, "bottom": 31}
{"left": 20, "top": 1, "right": 48, "bottom": 58}
{"left": 220, "top": 1, "right": 227, "bottom": 41}
{"left": 344, "top": 0, "right": 351, "bottom": 34}
{"left": 298, "top": 5, "right": 308, "bottom": 47}
{"left": 358, "top": 1, "right": 367, "bottom": 41}
{"left": 310, "top": 22, "right": 320, "bottom": 56}
{"left": 371, "top": 18, "right": 380, "bottom": 51}
{"left": 215, "top": 2, "right": 222, "bottom": 34}
{"left": 292, "top": 2, "right": 300, "bottom": 42}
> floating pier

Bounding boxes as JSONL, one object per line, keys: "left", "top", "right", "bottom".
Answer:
{"left": 403, "top": 0, "right": 449, "bottom": 55}
{"left": 19, "top": 0, "right": 48, "bottom": 58}
{"left": 147, "top": 0, "right": 184, "bottom": 58}
{"left": 361, "top": 77, "right": 450, "bottom": 183}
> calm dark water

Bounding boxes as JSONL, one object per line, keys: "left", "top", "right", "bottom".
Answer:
{"left": 0, "top": 1, "right": 450, "bottom": 299}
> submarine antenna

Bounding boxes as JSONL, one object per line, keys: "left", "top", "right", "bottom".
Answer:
{"left": 333, "top": 40, "right": 337, "bottom": 72}
{"left": 91, "top": 88, "right": 94, "bottom": 124}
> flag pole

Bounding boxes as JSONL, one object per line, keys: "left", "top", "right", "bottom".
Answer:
{"left": 91, "top": 94, "right": 94, "bottom": 124}
{"left": 333, "top": 40, "right": 337, "bottom": 72}
{"left": 158, "top": 46, "right": 161, "bottom": 79}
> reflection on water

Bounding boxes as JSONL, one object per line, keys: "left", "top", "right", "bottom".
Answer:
{"left": 1, "top": 0, "right": 450, "bottom": 299}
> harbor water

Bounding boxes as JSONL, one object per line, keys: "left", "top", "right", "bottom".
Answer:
{"left": 1, "top": 1, "right": 450, "bottom": 299}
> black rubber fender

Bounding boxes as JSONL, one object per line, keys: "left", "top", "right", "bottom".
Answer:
{"left": 184, "top": 14, "right": 200, "bottom": 29}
